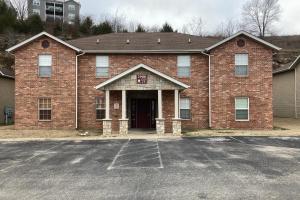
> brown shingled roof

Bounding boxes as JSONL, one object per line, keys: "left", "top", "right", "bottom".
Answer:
{"left": 67, "top": 32, "right": 223, "bottom": 52}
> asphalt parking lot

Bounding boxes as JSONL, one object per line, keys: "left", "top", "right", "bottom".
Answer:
{"left": 0, "top": 137, "right": 299, "bottom": 200}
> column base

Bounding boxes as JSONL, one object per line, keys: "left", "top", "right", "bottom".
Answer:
{"left": 102, "top": 119, "right": 112, "bottom": 136}
{"left": 119, "top": 119, "right": 129, "bottom": 135}
{"left": 156, "top": 118, "right": 165, "bottom": 135}
{"left": 172, "top": 118, "right": 182, "bottom": 135}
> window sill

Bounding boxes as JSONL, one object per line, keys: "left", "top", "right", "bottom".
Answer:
{"left": 235, "top": 75, "right": 249, "bottom": 78}
{"left": 38, "top": 120, "right": 52, "bottom": 122}
{"left": 235, "top": 120, "right": 250, "bottom": 122}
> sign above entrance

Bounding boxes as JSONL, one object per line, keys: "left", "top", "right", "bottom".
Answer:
{"left": 137, "top": 75, "right": 148, "bottom": 84}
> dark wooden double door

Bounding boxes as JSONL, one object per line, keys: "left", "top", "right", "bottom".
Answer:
{"left": 131, "top": 99, "right": 156, "bottom": 129}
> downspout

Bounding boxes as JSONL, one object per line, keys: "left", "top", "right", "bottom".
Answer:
{"left": 295, "top": 68, "right": 297, "bottom": 118}
{"left": 202, "top": 51, "right": 212, "bottom": 128}
{"left": 75, "top": 52, "right": 85, "bottom": 129}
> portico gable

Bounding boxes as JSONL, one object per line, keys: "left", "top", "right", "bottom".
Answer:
{"left": 95, "top": 64, "right": 190, "bottom": 135}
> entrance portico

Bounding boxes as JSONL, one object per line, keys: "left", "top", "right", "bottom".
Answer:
{"left": 95, "top": 64, "right": 189, "bottom": 135}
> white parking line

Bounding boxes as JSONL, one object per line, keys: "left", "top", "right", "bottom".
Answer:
{"left": 157, "top": 139, "right": 164, "bottom": 169}
{"left": 199, "top": 149, "right": 222, "bottom": 169}
{"left": 229, "top": 137, "right": 246, "bottom": 144}
{"left": 107, "top": 139, "right": 130, "bottom": 170}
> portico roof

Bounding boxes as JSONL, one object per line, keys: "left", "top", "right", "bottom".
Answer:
{"left": 95, "top": 64, "right": 190, "bottom": 90}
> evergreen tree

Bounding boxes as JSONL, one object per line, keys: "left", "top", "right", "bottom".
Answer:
{"left": 92, "top": 21, "right": 113, "bottom": 35}
{"left": 160, "top": 22, "right": 174, "bottom": 32}
{"left": 135, "top": 24, "right": 146, "bottom": 32}
{"left": 0, "top": 0, "right": 17, "bottom": 33}
{"left": 80, "top": 16, "right": 94, "bottom": 35}
{"left": 26, "top": 14, "right": 44, "bottom": 34}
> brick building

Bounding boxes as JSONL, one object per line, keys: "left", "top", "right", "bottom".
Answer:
{"left": 6, "top": 31, "right": 280, "bottom": 134}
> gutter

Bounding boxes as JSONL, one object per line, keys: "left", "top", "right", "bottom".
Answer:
{"left": 201, "top": 51, "right": 212, "bottom": 128}
{"left": 75, "top": 52, "right": 85, "bottom": 129}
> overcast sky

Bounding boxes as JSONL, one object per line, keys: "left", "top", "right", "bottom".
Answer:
{"left": 80, "top": 0, "right": 300, "bottom": 35}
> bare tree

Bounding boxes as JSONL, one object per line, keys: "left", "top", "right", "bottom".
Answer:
{"left": 10, "top": 0, "right": 27, "bottom": 21}
{"left": 214, "top": 19, "right": 239, "bottom": 37}
{"left": 241, "top": 0, "right": 281, "bottom": 37}
{"left": 181, "top": 17, "right": 205, "bottom": 36}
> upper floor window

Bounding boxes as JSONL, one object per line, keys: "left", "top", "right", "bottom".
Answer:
{"left": 235, "top": 97, "right": 249, "bottom": 121}
{"left": 68, "top": 13, "right": 75, "bottom": 20}
{"left": 96, "top": 56, "right": 109, "bottom": 77}
{"left": 39, "top": 55, "right": 52, "bottom": 77}
{"left": 32, "top": 9, "right": 40, "bottom": 15}
{"left": 180, "top": 98, "right": 191, "bottom": 119}
{"left": 38, "top": 98, "right": 52, "bottom": 121}
{"left": 68, "top": 4, "right": 75, "bottom": 11}
{"left": 235, "top": 54, "right": 248, "bottom": 76}
{"left": 96, "top": 97, "right": 105, "bottom": 120}
{"left": 177, "top": 55, "right": 191, "bottom": 77}
{"left": 33, "top": 0, "right": 40, "bottom": 6}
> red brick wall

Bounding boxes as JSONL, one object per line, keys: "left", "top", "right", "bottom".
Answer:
{"left": 78, "top": 54, "right": 209, "bottom": 132}
{"left": 210, "top": 36, "right": 273, "bottom": 129}
{"left": 14, "top": 36, "right": 76, "bottom": 129}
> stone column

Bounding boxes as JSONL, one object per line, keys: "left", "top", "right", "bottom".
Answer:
{"left": 119, "top": 90, "right": 128, "bottom": 135}
{"left": 103, "top": 90, "right": 112, "bottom": 136}
{"left": 156, "top": 90, "right": 165, "bottom": 134}
{"left": 172, "top": 90, "right": 182, "bottom": 135}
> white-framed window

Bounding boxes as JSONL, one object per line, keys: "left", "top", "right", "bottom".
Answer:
{"left": 38, "top": 98, "right": 51, "bottom": 121}
{"left": 68, "top": 4, "right": 75, "bottom": 11}
{"left": 96, "top": 56, "right": 109, "bottom": 77}
{"left": 180, "top": 98, "right": 191, "bottom": 119}
{"left": 68, "top": 13, "right": 75, "bottom": 20}
{"left": 38, "top": 55, "right": 52, "bottom": 77}
{"left": 235, "top": 97, "right": 249, "bottom": 121}
{"left": 33, "top": 0, "right": 40, "bottom": 6}
{"left": 96, "top": 97, "right": 105, "bottom": 120}
{"left": 32, "top": 9, "right": 40, "bottom": 15}
{"left": 235, "top": 54, "right": 248, "bottom": 76}
{"left": 177, "top": 55, "right": 191, "bottom": 77}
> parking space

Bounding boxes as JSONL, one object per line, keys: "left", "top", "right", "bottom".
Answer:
{"left": 0, "top": 137, "right": 299, "bottom": 199}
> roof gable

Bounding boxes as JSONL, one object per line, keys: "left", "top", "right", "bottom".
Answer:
{"left": 6, "top": 32, "right": 81, "bottom": 53}
{"left": 205, "top": 31, "right": 281, "bottom": 51}
{"left": 95, "top": 64, "right": 190, "bottom": 90}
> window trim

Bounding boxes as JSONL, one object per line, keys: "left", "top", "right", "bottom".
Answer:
{"left": 33, "top": 0, "right": 40, "bottom": 6}
{"left": 38, "top": 97, "right": 52, "bottom": 121}
{"left": 95, "top": 97, "right": 106, "bottom": 120}
{"left": 177, "top": 55, "right": 191, "bottom": 78}
{"left": 180, "top": 97, "right": 192, "bottom": 120}
{"left": 235, "top": 97, "right": 250, "bottom": 122}
{"left": 96, "top": 56, "right": 110, "bottom": 78}
{"left": 68, "top": 4, "right": 76, "bottom": 11}
{"left": 235, "top": 53, "right": 249, "bottom": 77}
{"left": 38, "top": 54, "right": 52, "bottom": 78}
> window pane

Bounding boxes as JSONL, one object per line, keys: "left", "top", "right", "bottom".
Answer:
{"left": 39, "top": 55, "right": 52, "bottom": 66}
{"left": 178, "top": 67, "right": 190, "bottom": 77}
{"left": 177, "top": 56, "right": 191, "bottom": 67}
{"left": 180, "top": 109, "right": 191, "bottom": 119}
{"left": 39, "top": 110, "right": 51, "bottom": 120}
{"left": 180, "top": 98, "right": 190, "bottom": 109}
{"left": 235, "top": 54, "right": 248, "bottom": 65}
{"left": 96, "top": 56, "right": 109, "bottom": 67}
{"left": 236, "top": 110, "right": 248, "bottom": 120}
{"left": 96, "top": 110, "right": 105, "bottom": 120}
{"left": 96, "top": 97, "right": 105, "bottom": 109}
{"left": 235, "top": 65, "right": 248, "bottom": 76}
{"left": 39, "top": 66, "right": 52, "bottom": 77}
{"left": 96, "top": 67, "right": 109, "bottom": 77}
{"left": 235, "top": 98, "right": 248, "bottom": 109}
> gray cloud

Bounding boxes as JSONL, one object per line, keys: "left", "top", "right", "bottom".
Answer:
{"left": 80, "top": 0, "right": 300, "bottom": 35}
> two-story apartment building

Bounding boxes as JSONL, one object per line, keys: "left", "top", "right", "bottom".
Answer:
{"left": 6, "top": 31, "right": 280, "bottom": 134}
{"left": 27, "top": 0, "right": 80, "bottom": 24}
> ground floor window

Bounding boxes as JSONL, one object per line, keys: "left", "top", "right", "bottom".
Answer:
{"left": 38, "top": 98, "right": 51, "bottom": 121}
{"left": 96, "top": 97, "right": 105, "bottom": 120}
{"left": 180, "top": 98, "right": 191, "bottom": 119}
{"left": 235, "top": 97, "right": 249, "bottom": 121}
